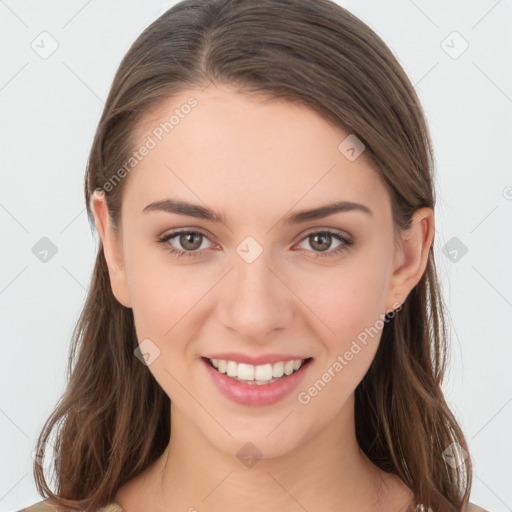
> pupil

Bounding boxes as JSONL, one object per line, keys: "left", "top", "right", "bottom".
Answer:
{"left": 182, "top": 233, "right": 201, "bottom": 250}
{"left": 312, "top": 233, "right": 330, "bottom": 251}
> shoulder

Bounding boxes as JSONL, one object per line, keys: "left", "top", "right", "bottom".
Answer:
{"left": 465, "top": 502, "right": 492, "bottom": 512}
{"left": 16, "top": 499, "right": 125, "bottom": 512}
{"left": 416, "top": 502, "right": 491, "bottom": 512}
{"left": 413, "top": 501, "right": 491, "bottom": 512}
{"left": 16, "top": 500, "right": 55, "bottom": 512}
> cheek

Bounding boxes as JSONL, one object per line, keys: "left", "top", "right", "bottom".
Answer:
{"left": 123, "top": 240, "right": 195, "bottom": 342}
{"left": 290, "top": 249, "right": 391, "bottom": 405}
{"left": 295, "top": 264, "right": 387, "bottom": 412}
{"left": 124, "top": 241, "right": 223, "bottom": 382}
{"left": 125, "top": 249, "right": 208, "bottom": 396}
{"left": 292, "top": 252, "right": 391, "bottom": 344}
{"left": 129, "top": 269, "right": 211, "bottom": 345}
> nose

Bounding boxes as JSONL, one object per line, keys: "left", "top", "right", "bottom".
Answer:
{"left": 216, "top": 248, "right": 294, "bottom": 342}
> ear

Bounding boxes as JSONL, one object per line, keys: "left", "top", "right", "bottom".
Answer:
{"left": 90, "top": 189, "right": 132, "bottom": 308}
{"left": 385, "top": 207, "right": 435, "bottom": 312}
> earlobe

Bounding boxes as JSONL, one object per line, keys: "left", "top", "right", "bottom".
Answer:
{"left": 90, "top": 189, "right": 132, "bottom": 308}
{"left": 386, "top": 207, "right": 435, "bottom": 312}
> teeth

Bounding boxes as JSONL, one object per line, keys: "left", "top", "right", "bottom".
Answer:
{"left": 209, "top": 357, "right": 306, "bottom": 383}
{"left": 218, "top": 359, "right": 227, "bottom": 373}
{"left": 226, "top": 360, "right": 238, "bottom": 377}
{"left": 254, "top": 363, "right": 272, "bottom": 381}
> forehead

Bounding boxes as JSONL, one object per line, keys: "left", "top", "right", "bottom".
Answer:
{"left": 122, "top": 85, "right": 391, "bottom": 225}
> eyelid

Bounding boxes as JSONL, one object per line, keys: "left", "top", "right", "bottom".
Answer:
{"left": 158, "top": 226, "right": 352, "bottom": 243}
{"left": 157, "top": 226, "right": 354, "bottom": 257}
{"left": 298, "top": 226, "right": 353, "bottom": 242}
{"left": 293, "top": 228, "right": 353, "bottom": 257}
{"left": 157, "top": 228, "right": 218, "bottom": 249}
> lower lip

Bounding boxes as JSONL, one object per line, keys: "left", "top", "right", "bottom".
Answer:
{"left": 201, "top": 357, "right": 312, "bottom": 406}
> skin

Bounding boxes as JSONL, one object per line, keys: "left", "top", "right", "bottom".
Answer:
{"left": 91, "top": 83, "right": 435, "bottom": 512}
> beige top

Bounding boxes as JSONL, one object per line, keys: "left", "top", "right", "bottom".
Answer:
{"left": 17, "top": 501, "right": 123, "bottom": 512}
{"left": 17, "top": 499, "right": 491, "bottom": 512}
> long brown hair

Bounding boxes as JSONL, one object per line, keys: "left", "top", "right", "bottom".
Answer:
{"left": 33, "top": 1, "right": 472, "bottom": 510}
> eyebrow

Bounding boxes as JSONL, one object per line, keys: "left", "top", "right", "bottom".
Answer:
{"left": 142, "top": 198, "right": 373, "bottom": 225}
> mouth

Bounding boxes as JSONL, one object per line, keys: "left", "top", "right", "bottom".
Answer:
{"left": 201, "top": 355, "right": 314, "bottom": 406}
{"left": 202, "top": 356, "right": 314, "bottom": 385}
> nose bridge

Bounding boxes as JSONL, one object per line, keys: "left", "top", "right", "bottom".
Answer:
{"left": 218, "top": 236, "right": 293, "bottom": 339}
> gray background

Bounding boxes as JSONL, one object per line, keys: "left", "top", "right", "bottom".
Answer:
{"left": 1, "top": 1, "right": 511, "bottom": 511}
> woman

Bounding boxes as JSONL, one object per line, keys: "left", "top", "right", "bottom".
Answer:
{"left": 20, "top": 0, "right": 489, "bottom": 511}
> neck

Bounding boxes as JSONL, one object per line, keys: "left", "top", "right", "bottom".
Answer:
{"left": 122, "top": 394, "right": 410, "bottom": 512}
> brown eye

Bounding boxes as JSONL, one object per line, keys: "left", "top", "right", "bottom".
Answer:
{"left": 157, "top": 230, "right": 213, "bottom": 258}
{"left": 296, "top": 230, "right": 354, "bottom": 258}
{"left": 309, "top": 233, "right": 333, "bottom": 252}
{"left": 179, "top": 232, "right": 203, "bottom": 251}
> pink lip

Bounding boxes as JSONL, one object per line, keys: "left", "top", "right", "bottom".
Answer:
{"left": 201, "top": 357, "right": 313, "bottom": 406}
{"left": 202, "top": 352, "right": 310, "bottom": 365}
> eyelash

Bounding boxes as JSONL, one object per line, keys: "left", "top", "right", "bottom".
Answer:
{"left": 156, "top": 228, "right": 354, "bottom": 259}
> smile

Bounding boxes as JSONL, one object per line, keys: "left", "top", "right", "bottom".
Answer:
{"left": 201, "top": 356, "right": 314, "bottom": 406}
{"left": 208, "top": 357, "right": 309, "bottom": 385}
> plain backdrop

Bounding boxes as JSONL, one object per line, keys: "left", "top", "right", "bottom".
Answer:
{"left": 1, "top": 1, "right": 511, "bottom": 511}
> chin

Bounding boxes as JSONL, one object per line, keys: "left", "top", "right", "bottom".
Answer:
{"left": 201, "top": 420, "right": 311, "bottom": 463}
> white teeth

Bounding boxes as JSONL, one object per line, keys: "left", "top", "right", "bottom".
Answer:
{"left": 254, "top": 363, "right": 273, "bottom": 381}
{"left": 226, "top": 360, "right": 238, "bottom": 377}
{"left": 237, "top": 363, "right": 255, "bottom": 380}
{"left": 208, "top": 357, "right": 307, "bottom": 383}
{"left": 272, "top": 361, "right": 284, "bottom": 378}
{"left": 284, "top": 361, "right": 294, "bottom": 375}
{"left": 217, "top": 359, "right": 227, "bottom": 373}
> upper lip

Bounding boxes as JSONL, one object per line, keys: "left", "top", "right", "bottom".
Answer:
{"left": 202, "top": 352, "right": 312, "bottom": 366}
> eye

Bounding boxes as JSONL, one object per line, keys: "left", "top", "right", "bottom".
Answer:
{"left": 157, "top": 228, "right": 354, "bottom": 259}
{"left": 157, "top": 229, "right": 214, "bottom": 258}
{"left": 295, "top": 229, "right": 354, "bottom": 258}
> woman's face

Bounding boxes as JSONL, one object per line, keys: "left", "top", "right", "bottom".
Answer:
{"left": 94, "top": 84, "right": 430, "bottom": 460}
